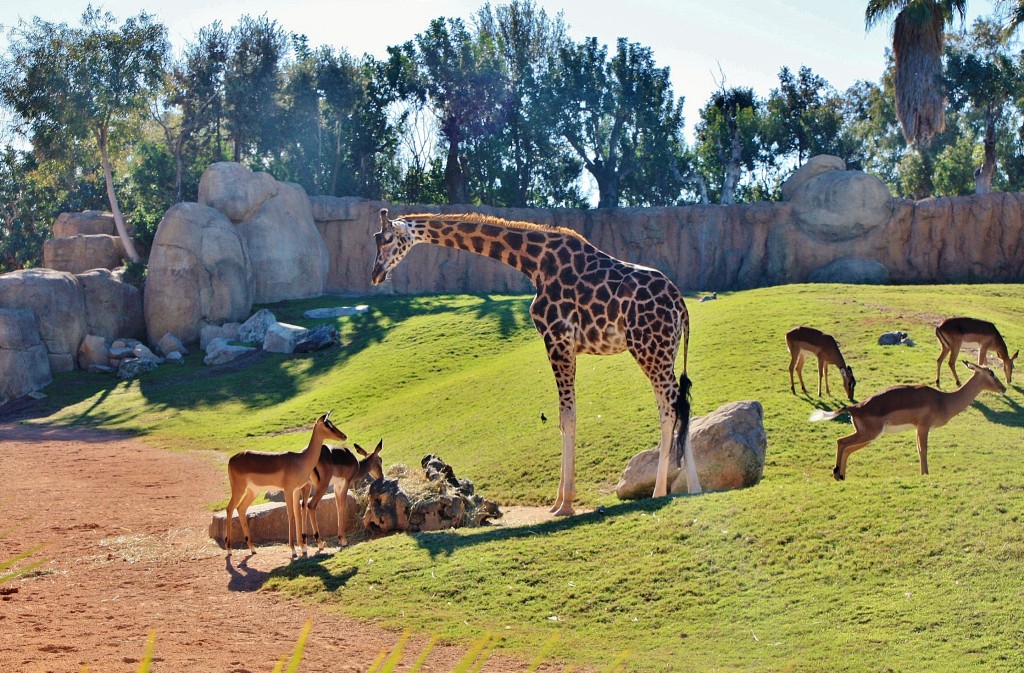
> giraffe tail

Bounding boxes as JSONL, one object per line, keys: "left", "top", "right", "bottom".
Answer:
{"left": 673, "top": 373, "right": 702, "bottom": 494}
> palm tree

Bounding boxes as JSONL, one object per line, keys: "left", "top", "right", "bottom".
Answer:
{"left": 865, "top": 1, "right": 967, "bottom": 152}
{"left": 866, "top": 1, "right": 1024, "bottom": 147}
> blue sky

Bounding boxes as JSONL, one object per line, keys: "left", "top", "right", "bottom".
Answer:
{"left": 0, "top": 0, "right": 1004, "bottom": 138}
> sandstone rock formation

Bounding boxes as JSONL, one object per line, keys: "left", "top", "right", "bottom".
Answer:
{"left": 77, "top": 268, "right": 145, "bottom": 341}
{"left": 0, "top": 268, "right": 87, "bottom": 373}
{"left": 43, "top": 235, "right": 126, "bottom": 274}
{"left": 52, "top": 211, "right": 116, "bottom": 238}
{"left": 200, "top": 163, "right": 328, "bottom": 303}
{"left": 616, "top": 400, "right": 767, "bottom": 499}
{"left": 263, "top": 322, "right": 306, "bottom": 354}
{"left": 312, "top": 161, "right": 1024, "bottom": 295}
{"left": 0, "top": 308, "right": 51, "bottom": 404}
{"left": 144, "top": 202, "right": 253, "bottom": 346}
{"left": 210, "top": 492, "right": 362, "bottom": 547}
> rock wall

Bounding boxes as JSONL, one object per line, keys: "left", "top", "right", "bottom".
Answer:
{"left": 312, "top": 190, "right": 1024, "bottom": 295}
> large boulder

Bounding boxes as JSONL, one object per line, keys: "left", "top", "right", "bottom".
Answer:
{"left": 144, "top": 202, "right": 253, "bottom": 346}
{"left": 790, "top": 169, "right": 893, "bottom": 242}
{"left": 52, "top": 211, "right": 116, "bottom": 238}
{"left": 263, "top": 322, "right": 307, "bottom": 354}
{"left": 209, "top": 492, "right": 361, "bottom": 547}
{"left": 616, "top": 400, "right": 767, "bottom": 499}
{"left": 237, "top": 309, "right": 277, "bottom": 344}
{"left": 236, "top": 180, "right": 328, "bottom": 303}
{"left": 200, "top": 162, "right": 328, "bottom": 303}
{"left": 77, "top": 269, "right": 145, "bottom": 340}
{"left": 198, "top": 162, "right": 278, "bottom": 223}
{"left": 0, "top": 268, "right": 86, "bottom": 373}
{"left": 0, "top": 308, "right": 52, "bottom": 404}
{"left": 43, "top": 235, "right": 125, "bottom": 274}
{"left": 781, "top": 154, "right": 846, "bottom": 202}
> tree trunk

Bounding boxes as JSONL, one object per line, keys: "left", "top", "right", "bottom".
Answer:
{"left": 444, "top": 139, "right": 468, "bottom": 205}
{"left": 975, "top": 106, "right": 997, "bottom": 195}
{"left": 96, "top": 127, "right": 142, "bottom": 264}
{"left": 720, "top": 124, "right": 743, "bottom": 205}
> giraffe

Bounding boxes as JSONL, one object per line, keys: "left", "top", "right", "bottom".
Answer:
{"left": 371, "top": 209, "right": 702, "bottom": 515}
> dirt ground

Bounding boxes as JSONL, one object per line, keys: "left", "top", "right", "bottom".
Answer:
{"left": 0, "top": 422, "right": 558, "bottom": 673}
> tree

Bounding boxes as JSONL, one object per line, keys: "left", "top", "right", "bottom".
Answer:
{"left": 944, "top": 18, "right": 1023, "bottom": 193}
{"left": 155, "top": 21, "right": 228, "bottom": 203}
{"left": 694, "top": 86, "right": 760, "bottom": 204}
{"left": 546, "top": 37, "right": 684, "bottom": 208}
{"left": 473, "top": 0, "right": 579, "bottom": 207}
{"left": 388, "top": 17, "right": 506, "bottom": 204}
{"left": 0, "top": 7, "right": 169, "bottom": 263}
{"left": 865, "top": 0, "right": 966, "bottom": 153}
{"left": 224, "top": 14, "right": 288, "bottom": 164}
{"left": 0, "top": 148, "right": 55, "bottom": 272}
{"left": 765, "top": 66, "right": 854, "bottom": 166}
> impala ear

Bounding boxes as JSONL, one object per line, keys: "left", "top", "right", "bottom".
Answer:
{"left": 353, "top": 443, "right": 368, "bottom": 457}
{"left": 1012, "top": 350, "right": 1019, "bottom": 361}
{"left": 963, "top": 360, "right": 978, "bottom": 371}
{"left": 373, "top": 439, "right": 383, "bottom": 455}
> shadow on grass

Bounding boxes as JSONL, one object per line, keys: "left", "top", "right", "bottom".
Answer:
{"left": 261, "top": 553, "right": 360, "bottom": 592}
{"left": 411, "top": 495, "right": 676, "bottom": 559}
{"left": 974, "top": 395, "right": 1024, "bottom": 428}
{"left": 16, "top": 293, "right": 535, "bottom": 427}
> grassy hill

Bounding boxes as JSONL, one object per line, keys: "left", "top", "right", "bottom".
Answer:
{"left": 31, "top": 284, "right": 1024, "bottom": 672}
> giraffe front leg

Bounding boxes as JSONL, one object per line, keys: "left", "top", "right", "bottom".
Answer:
{"left": 546, "top": 348, "right": 577, "bottom": 516}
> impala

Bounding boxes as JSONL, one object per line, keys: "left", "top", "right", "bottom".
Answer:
{"left": 301, "top": 440, "right": 384, "bottom": 550}
{"left": 810, "top": 361, "right": 1005, "bottom": 480}
{"left": 786, "top": 326, "right": 856, "bottom": 401}
{"left": 224, "top": 412, "right": 347, "bottom": 558}
{"left": 935, "top": 317, "right": 1017, "bottom": 386}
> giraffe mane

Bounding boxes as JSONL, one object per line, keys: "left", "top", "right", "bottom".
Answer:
{"left": 400, "top": 212, "right": 590, "bottom": 243}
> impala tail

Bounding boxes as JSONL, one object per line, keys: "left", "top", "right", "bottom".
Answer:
{"left": 809, "top": 408, "right": 844, "bottom": 422}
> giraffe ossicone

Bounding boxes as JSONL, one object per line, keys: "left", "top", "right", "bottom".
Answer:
{"left": 372, "top": 209, "right": 702, "bottom": 513}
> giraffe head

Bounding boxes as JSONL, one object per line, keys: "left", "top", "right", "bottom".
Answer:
{"left": 371, "top": 209, "right": 416, "bottom": 285}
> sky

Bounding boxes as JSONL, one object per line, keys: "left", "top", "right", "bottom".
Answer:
{"left": 0, "top": 0, "right": 1004, "bottom": 140}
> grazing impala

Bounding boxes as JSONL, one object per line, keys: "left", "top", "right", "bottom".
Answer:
{"left": 935, "top": 317, "right": 1017, "bottom": 387}
{"left": 786, "top": 326, "right": 857, "bottom": 401}
{"left": 810, "top": 361, "right": 1005, "bottom": 480}
{"left": 302, "top": 440, "right": 384, "bottom": 550}
{"left": 224, "top": 412, "right": 347, "bottom": 558}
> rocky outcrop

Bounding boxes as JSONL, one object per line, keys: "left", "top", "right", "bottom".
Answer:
{"left": 312, "top": 164, "right": 1024, "bottom": 295}
{"left": 210, "top": 492, "right": 362, "bottom": 548}
{"left": 0, "top": 308, "right": 51, "bottom": 404}
{"left": 43, "top": 235, "right": 126, "bottom": 274}
{"left": 52, "top": 211, "right": 116, "bottom": 238}
{"left": 0, "top": 268, "right": 87, "bottom": 373}
{"left": 616, "top": 400, "right": 767, "bottom": 499}
{"left": 144, "top": 202, "right": 253, "bottom": 346}
{"left": 77, "top": 268, "right": 145, "bottom": 341}
{"left": 200, "top": 163, "right": 328, "bottom": 303}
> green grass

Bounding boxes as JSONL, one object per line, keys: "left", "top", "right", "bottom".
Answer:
{"left": 25, "top": 284, "right": 1024, "bottom": 672}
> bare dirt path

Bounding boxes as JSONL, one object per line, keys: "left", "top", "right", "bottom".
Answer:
{"left": 0, "top": 423, "right": 553, "bottom": 673}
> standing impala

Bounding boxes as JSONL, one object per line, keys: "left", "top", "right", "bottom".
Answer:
{"left": 301, "top": 440, "right": 384, "bottom": 550}
{"left": 935, "top": 317, "right": 1017, "bottom": 387}
{"left": 224, "top": 412, "right": 347, "bottom": 559}
{"left": 786, "top": 326, "right": 857, "bottom": 401}
{"left": 811, "top": 361, "right": 1006, "bottom": 480}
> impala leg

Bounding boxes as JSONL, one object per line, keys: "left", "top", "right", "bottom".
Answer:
{"left": 336, "top": 479, "right": 351, "bottom": 547}
{"left": 947, "top": 346, "right": 961, "bottom": 386}
{"left": 978, "top": 347, "right": 988, "bottom": 368}
{"left": 817, "top": 358, "right": 827, "bottom": 397}
{"left": 916, "top": 428, "right": 929, "bottom": 475}
{"left": 795, "top": 354, "right": 809, "bottom": 395}
{"left": 788, "top": 351, "right": 799, "bottom": 394}
{"left": 235, "top": 489, "right": 258, "bottom": 555}
{"left": 935, "top": 343, "right": 949, "bottom": 386}
{"left": 289, "top": 488, "right": 306, "bottom": 558}
{"left": 834, "top": 430, "right": 877, "bottom": 481}
{"left": 301, "top": 483, "right": 324, "bottom": 552}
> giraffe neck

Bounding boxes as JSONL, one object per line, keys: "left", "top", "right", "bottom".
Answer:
{"left": 407, "top": 218, "right": 576, "bottom": 285}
